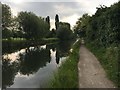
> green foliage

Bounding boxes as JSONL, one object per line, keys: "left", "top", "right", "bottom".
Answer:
{"left": 2, "top": 29, "right": 12, "bottom": 39}
{"left": 74, "top": 1, "right": 120, "bottom": 87}
{"left": 2, "top": 4, "right": 75, "bottom": 41}
{"left": 2, "top": 4, "right": 11, "bottom": 29}
{"left": 10, "top": 17, "right": 24, "bottom": 38}
{"left": 56, "top": 22, "right": 73, "bottom": 40}
{"left": 74, "top": 13, "right": 91, "bottom": 38}
{"left": 18, "top": 11, "right": 49, "bottom": 40}
{"left": 86, "top": 2, "right": 120, "bottom": 47}
{"left": 2, "top": 38, "right": 58, "bottom": 54}
{"left": 46, "top": 29, "right": 56, "bottom": 38}
{"left": 12, "top": 30, "right": 24, "bottom": 38}
{"left": 50, "top": 39, "right": 80, "bottom": 88}
{"left": 2, "top": 4, "right": 51, "bottom": 40}
{"left": 74, "top": 2, "right": 120, "bottom": 47}
{"left": 2, "top": 4, "right": 12, "bottom": 38}
{"left": 82, "top": 2, "right": 120, "bottom": 87}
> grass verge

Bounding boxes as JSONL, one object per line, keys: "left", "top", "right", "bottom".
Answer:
{"left": 86, "top": 43, "right": 120, "bottom": 87}
{"left": 2, "top": 38, "right": 58, "bottom": 54}
{"left": 49, "top": 39, "right": 80, "bottom": 88}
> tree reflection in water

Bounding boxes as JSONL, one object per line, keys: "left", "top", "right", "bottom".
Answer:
{"left": 2, "top": 40, "right": 74, "bottom": 88}
{"left": 19, "top": 46, "right": 51, "bottom": 75}
{"left": 2, "top": 57, "right": 19, "bottom": 89}
{"left": 2, "top": 46, "right": 51, "bottom": 89}
{"left": 46, "top": 40, "right": 73, "bottom": 64}
{"left": 55, "top": 41, "right": 73, "bottom": 64}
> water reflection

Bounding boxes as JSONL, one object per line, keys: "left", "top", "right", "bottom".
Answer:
{"left": 47, "top": 40, "right": 73, "bottom": 64}
{"left": 2, "top": 58, "right": 19, "bottom": 89}
{"left": 19, "top": 47, "right": 51, "bottom": 75}
{"left": 2, "top": 40, "right": 74, "bottom": 89}
{"left": 57, "top": 41, "right": 72, "bottom": 57}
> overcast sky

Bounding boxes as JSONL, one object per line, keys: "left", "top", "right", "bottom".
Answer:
{"left": 1, "top": 0, "right": 119, "bottom": 29}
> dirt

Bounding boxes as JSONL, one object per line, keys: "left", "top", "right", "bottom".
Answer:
{"left": 78, "top": 45, "right": 116, "bottom": 88}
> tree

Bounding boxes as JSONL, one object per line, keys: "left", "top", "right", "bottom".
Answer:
{"left": 88, "top": 2, "right": 119, "bottom": 46}
{"left": 10, "top": 16, "right": 25, "bottom": 38}
{"left": 46, "top": 28, "right": 56, "bottom": 38}
{"left": 74, "top": 13, "right": 91, "bottom": 38}
{"left": 45, "top": 16, "right": 50, "bottom": 30}
{"left": 56, "top": 22, "right": 73, "bottom": 40}
{"left": 55, "top": 14, "right": 59, "bottom": 30}
{"left": 2, "top": 4, "right": 12, "bottom": 38}
{"left": 18, "top": 11, "right": 49, "bottom": 40}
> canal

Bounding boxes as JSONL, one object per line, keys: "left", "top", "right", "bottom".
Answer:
{"left": 2, "top": 41, "right": 73, "bottom": 89}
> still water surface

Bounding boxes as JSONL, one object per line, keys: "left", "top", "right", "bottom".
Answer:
{"left": 2, "top": 41, "right": 73, "bottom": 89}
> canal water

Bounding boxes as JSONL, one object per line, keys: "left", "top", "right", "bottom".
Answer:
{"left": 2, "top": 41, "right": 73, "bottom": 89}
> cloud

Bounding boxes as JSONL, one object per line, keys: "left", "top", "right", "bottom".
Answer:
{"left": 1, "top": 0, "right": 119, "bottom": 29}
{"left": 75, "top": 0, "right": 118, "bottom": 14}
{"left": 61, "top": 14, "right": 80, "bottom": 29}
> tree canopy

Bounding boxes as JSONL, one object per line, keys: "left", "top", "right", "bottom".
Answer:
{"left": 56, "top": 22, "right": 73, "bottom": 40}
{"left": 74, "top": 13, "right": 91, "bottom": 38}
{"left": 18, "top": 11, "right": 49, "bottom": 40}
{"left": 2, "top": 4, "right": 74, "bottom": 41}
{"left": 2, "top": 4, "right": 12, "bottom": 38}
{"left": 74, "top": 2, "right": 120, "bottom": 47}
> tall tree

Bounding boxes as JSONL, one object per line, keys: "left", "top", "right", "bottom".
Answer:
{"left": 55, "top": 14, "right": 59, "bottom": 30}
{"left": 46, "top": 16, "right": 50, "bottom": 24}
{"left": 45, "top": 16, "right": 50, "bottom": 30}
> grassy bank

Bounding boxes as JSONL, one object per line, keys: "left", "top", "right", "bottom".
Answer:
{"left": 2, "top": 38, "right": 58, "bottom": 54}
{"left": 2, "top": 38, "right": 58, "bottom": 44}
{"left": 42, "top": 38, "right": 58, "bottom": 44}
{"left": 49, "top": 39, "right": 80, "bottom": 88}
{"left": 86, "top": 43, "right": 120, "bottom": 87}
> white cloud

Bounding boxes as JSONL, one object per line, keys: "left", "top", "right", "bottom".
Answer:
{"left": 54, "top": 4, "right": 78, "bottom": 15}
{"left": 75, "top": 0, "right": 118, "bottom": 15}
{"left": 1, "top": 0, "right": 119, "bottom": 29}
{"left": 61, "top": 14, "right": 80, "bottom": 29}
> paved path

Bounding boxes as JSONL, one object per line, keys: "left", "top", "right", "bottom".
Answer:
{"left": 78, "top": 45, "right": 116, "bottom": 88}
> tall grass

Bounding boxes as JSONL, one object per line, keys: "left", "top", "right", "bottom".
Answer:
{"left": 49, "top": 39, "right": 80, "bottom": 88}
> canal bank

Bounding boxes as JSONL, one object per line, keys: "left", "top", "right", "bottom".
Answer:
{"left": 49, "top": 39, "right": 80, "bottom": 88}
